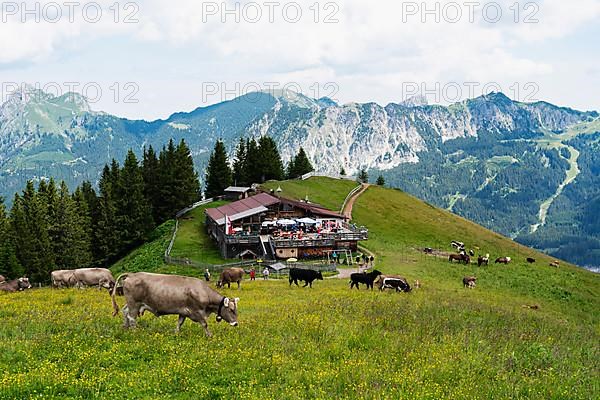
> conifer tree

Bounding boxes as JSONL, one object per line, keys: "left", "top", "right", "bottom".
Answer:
{"left": 142, "top": 145, "right": 161, "bottom": 222}
{"left": 11, "top": 181, "right": 54, "bottom": 282}
{"left": 376, "top": 175, "right": 385, "bottom": 186}
{"left": 157, "top": 139, "right": 178, "bottom": 221}
{"left": 174, "top": 139, "right": 200, "bottom": 210}
{"left": 244, "top": 138, "right": 261, "bottom": 184}
{"left": 358, "top": 168, "right": 369, "bottom": 183}
{"left": 72, "top": 185, "right": 93, "bottom": 267}
{"left": 340, "top": 166, "right": 347, "bottom": 176}
{"left": 0, "top": 198, "right": 22, "bottom": 278}
{"left": 205, "top": 140, "right": 232, "bottom": 198}
{"left": 232, "top": 137, "right": 248, "bottom": 186}
{"left": 116, "top": 150, "right": 154, "bottom": 252}
{"left": 52, "top": 182, "right": 91, "bottom": 269}
{"left": 287, "top": 147, "right": 313, "bottom": 178}
{"left": 257, "top": 136, "right": 284, "bottom": 182}
{"left": 95, "top": 166, "right": 120, "bottom": 264}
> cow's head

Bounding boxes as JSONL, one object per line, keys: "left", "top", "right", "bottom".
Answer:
{"left": 18, "top": 277, "right": 32, "bottom": 290}
{"left": 216, "top": 297, "right": 239, "bottom": 327}
{"left": 216, "top": 280, "right": 223, "bottom": 289}
{"left": 317, "top": 271, "right": 323, "bottom": 280}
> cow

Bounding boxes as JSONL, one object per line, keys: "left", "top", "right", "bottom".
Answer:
{"left": 495, "top": 257, "right": 511, "bottom": 264}
{"left": 477, "top": 254, "right": 490, "bottom": 267}
{"left": 289, "top": 268, "right": 323, "bottom": 288}
{"left": 51, "top": 270, "right": 77, "bottom": 288}
{"left": 73, "top": 268, "right": 115, "bottom": 290}
{"left": 0, "top": 277, "right": 32, "bottom": 292}
{"left": 526, "top": 257, "right": 536, "bottom": 264}
{"left": 451, "top": 241, "right": 464, "bottom": 250}
{"left": 449, "top": 253, "right": 470, "bottom": 264}
{"left": 349, "top": 270, "right": 382, "bottom": 290}
{"left": 414, "top": 280, "right": 421, "bottom": 289}
{"left": 378, "top": 276, "right": 412, "bottom": 292}
{"left": 463, "top": 276, "right": 477, "bottom": 288}
{"left": 216, "top": 268, "right": 244, "bottom": 289}
{"left": 111, "top": 272, "right": 239, "bottom": 336}
{"left": 549, "top": 260, "right": 560, "bottom": 268}
{"left": 0, "top": 275, "right": 5, "bottom": 284}
{"left": 469, "top": 249, "right": 475, "bottom": 257}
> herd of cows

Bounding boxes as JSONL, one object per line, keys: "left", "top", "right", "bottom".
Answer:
{"left": 0, "top": 240, "right": 561, "bottom": 335}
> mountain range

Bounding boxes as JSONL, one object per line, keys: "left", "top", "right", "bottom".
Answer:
{"left": 1, "top": 86, "right": 598, "bottom": 270}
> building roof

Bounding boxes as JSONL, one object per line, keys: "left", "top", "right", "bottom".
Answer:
{"left": 279, "top": 197, "right": 346, "bottom": 219}
{"left": 206, "top": 192, "right": 279, "bottom": 225}
{"left": 224, "top": 186, "right": 252, "bottom": 193}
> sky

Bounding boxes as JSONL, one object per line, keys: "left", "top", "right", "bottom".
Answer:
{"left": 1, "top": 0, "right": 599, "bottom": 120}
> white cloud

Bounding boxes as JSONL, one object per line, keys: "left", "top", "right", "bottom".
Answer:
{"left": 0, "top": 0, "right": 598, "bottom": 118}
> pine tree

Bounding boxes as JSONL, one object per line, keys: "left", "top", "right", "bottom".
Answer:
{"left": 358, "top": 168, "right": 369, "bottom": 183}
{"left": 174, "top": 139, "right": 200, "bottom": 210}
{"left": 95, "top": 165, "right": 120, "bottom": 264}
{"left": 142, "top": 145, "right": 161, "bottom": 223}
{"left": 0, "top": 197, "right": 22, "bottom": 278}
{"left": 52, "top": 182, "right": 92, "bottom": 269}
{"left": 157, "top": 139, "right": 178, "bottom": 221}
{"left": 244, "top": 138, "right": 261, "bottom": 184}
{"left": 12, "top": 181, "right": 54, "bottom": 282}
{"left": 72, "top": 185, "right": 93, "bottom": 267}
{"left": 232, "top": 137, "right": 248, "bottom": 186}
{"left": 286, "top": 158, "right": 297, "bottom": 180}
{"left": 257, "top": 136, "right": 284, "bottom": 182}
{"left": 117, "top": 150, "right": 154, "bottom": 252}
{"left": 376, "top": 175, "right": 386, "bottom": 186}
{"left": 288, "top": 147, "right": 313, "bottom": 178}
{"left": 340, "top": 166, "right": 347, "bottom": 176}
{"left": 80, "top": 181, "right": 100, "bottom": 265}
{"left": 205, "top": 140, "right": 232, "bottom": 198}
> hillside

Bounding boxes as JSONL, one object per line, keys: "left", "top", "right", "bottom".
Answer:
{"left": 1, "top": 175, "right": 598, "bottom": 399}
{"left": 1, "top": 87, "right": 599, "bottom": 268}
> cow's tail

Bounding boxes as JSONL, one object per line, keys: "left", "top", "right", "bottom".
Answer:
{"left": 111, "top": 273, "right": 128, "bottom": 317}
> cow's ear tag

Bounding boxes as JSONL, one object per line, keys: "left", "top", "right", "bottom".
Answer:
{"left": 224, "top": 298, "right": 230, "bottom": 307}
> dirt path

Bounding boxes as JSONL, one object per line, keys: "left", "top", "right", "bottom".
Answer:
{"left": 341, "top": 183, "right": 370, "bottom": 219}
{"left": 333, "top": 183, "right": 372, "bottom": 279}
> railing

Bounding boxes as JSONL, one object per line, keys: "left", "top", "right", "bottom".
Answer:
{"left": 175, "top": 197, "right": 215, "bottom": 218}
{"left": 300, "top": 171, "right": 356, "bottom": 181}
{"left": 340, "top": 184, "right": 364, "bottom": 214}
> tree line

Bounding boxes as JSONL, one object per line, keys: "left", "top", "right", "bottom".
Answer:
{"left": 0, "top": 139, "right": 200, "bottom": 282}
{"left": 205, "top": 136, "right": 315, "bottom": 198}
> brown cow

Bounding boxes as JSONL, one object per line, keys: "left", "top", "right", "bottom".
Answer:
{"left": 463, "top": 276, "right": 477, "bottom": 288}
{"left": 73, "top": 268, "right": 115, "bottom": 290}
{"left": 51, "top": 270, "right": 77, "bottom": 288}
{"left": 0, "top": 277, "right": 32, "bottom": 292}
{"left": 217, "top": 268, "right": 244, "bottom": 289}
{"left": 449, "top": 253, "right": 470, "bottom": 264}
{"left": 111, "top": 272, "right": 239, "bottom": 336}
{"left": 0, "top": 275, "right": 5, "bottom": 284}
{"left": 495, "top": 257, "right": 511, "bottom": 264}
{"left": 477, "top": 254, "right": 490, "bottom": 267}
{"left": 549, "top": 260, "right": 560, "bottom": 268}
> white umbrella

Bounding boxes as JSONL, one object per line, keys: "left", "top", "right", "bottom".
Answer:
{"left": 276, "top": 219, "right": 296, "bottom": 226}
{"left": 296, "top": 217, "right": 317, "bottom": 224}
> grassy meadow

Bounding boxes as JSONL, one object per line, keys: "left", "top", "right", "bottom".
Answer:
{"left": 1, "top": 177, "right": 598, "bottom": 399}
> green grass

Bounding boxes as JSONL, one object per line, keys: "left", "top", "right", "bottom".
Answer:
{"left": 1, "top": 178, "right": 598, "bottom": 399}
{"left": 170, "top": 201, "right": 230, "bottom": 265}
{"left": 262, "top": 176, "right": 359, "bottom": 211}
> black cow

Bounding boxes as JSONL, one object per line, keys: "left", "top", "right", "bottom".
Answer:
{"left": 349, "top": 270, "right": 382, "bottom": 290}
{"left": 289, "top": 268, "right": 323, "bottom": 288}
{"left": 526, "top": 257, "right": 536, "bottom": 263}
{"left": 380, "top": 277, "right": 412, "bottom": 292}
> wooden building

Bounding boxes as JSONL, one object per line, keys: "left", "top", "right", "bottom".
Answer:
{"left": 205, "top": 192, "right": 368, "bottom": 259}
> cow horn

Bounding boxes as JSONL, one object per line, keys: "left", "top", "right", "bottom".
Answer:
{"left": 224, "top": 297, "right": 230, "bottom": 307}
